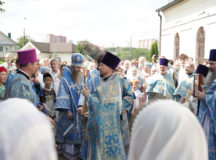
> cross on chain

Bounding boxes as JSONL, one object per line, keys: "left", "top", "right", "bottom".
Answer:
{"left": 70, "top": 82, "right": 82, "bottom": 95}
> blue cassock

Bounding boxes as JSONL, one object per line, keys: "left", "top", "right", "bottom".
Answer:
{"left": 173, "top": 72, "right": 194, "bottom": 102}
{"left": 87, "top": 69, "right": 102, "bottom": 93}
{"left": 86, "top": 73, "right": 127, "bottom": 160}
{"left": 79, "top": 69, "right": 102, "bottom": 160}
{"left": 80, "top": 70, "right": 134, "bottom": 160}
{"left": 4, "top": 70, "right": 35, "bottom": 105}
{"left": 4, "top": 70, "right": 17, "bottom": 100}
{"left": 198, "top": 80, "right": 216, "bottom": 160}
{"left": 146, "top": 72, "right": 175, "bottom": 101}
{"left": 55, "top": 66, "right": 83, "bottom": 145}
{"left": 119, "top": 77, "right": 134, "bottom": 156}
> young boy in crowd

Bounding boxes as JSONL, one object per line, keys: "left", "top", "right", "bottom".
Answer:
{"left": 41, "top": 73, "right": 56, "bottom": 119}
{"left": 130, "top": 78, "right": 143, "bottom": 114}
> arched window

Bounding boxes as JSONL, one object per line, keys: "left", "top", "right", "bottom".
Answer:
{"left": 174, "top": 33, "right": 180, "bottom": 60}
{"left": 196, "top": 27, "right": 205, "bottom": 64}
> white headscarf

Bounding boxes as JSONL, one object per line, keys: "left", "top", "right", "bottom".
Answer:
{"left": 0, "top": 98, "right": 57, "bottom": 160}
{"left": 128, "top": 100, "right": 208, "bottom": 160}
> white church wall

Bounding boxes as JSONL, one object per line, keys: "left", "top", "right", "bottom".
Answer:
{"left": 161, "top": 32, "right": 173, "bottom": 59}
{"left": 179, "top": 28, "right": 194, "bottom": 58}
{"left": 160, "top": 0, "right": 216, "bottom": 63}
{"left": 205, "top": 22, "right": 216, "bottom": 58}
{"left": 163, "top": 0, "right": 216, "bottom": 24}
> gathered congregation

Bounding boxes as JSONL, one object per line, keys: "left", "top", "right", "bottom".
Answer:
{"left": 0, "top": 48, "right": 216, "bottom": 160}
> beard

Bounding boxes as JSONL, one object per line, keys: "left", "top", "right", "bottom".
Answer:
{"left": 71, "top": 67, "right": 81, "bottom": 84}
{"left": 204, "top": 69, "right": 216, "bottom": 87}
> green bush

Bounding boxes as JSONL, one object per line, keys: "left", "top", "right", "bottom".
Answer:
{"left": 107, "top": 47, "right": 149, "bottom": 60}
{"left": 148, "top": 41, "right": 158, "bottom": 62}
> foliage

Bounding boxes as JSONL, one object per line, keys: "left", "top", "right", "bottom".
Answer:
{"left": 148, "top": 41, "right": 158, "bottom": 62}
{"left": 17, "top": 36, "right": 34, "bottom": 48}
{"left": 0, "top": 1, "right": 5, "bottom": 13}
{"left": 76, "top": 43, "right": 84, "bottom": 55}
{"left": 107, "top": 47, "right": 149, "bottom": 60}
{"left": 78, "top": 40, "right": 105, "bottom": 59}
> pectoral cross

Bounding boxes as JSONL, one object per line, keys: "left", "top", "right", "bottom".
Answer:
{"left": 70, "top": 82, "right": 76, "bottom": 90}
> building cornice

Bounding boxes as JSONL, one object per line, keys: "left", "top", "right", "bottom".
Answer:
{"left": 156, "top": 0, "right": 184, "bottom": 12}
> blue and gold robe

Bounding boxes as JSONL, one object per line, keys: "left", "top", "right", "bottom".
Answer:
{"left": 119, "top": 77, "right": 134, "bottom": 156}
{"left": 81, "top": 71, "right": 134, "bottom": 159}
{"left": 198, "top": 80, "right": 216, "bottom": 160}
{"left": 173, "top": 73, "right": 194, "bottom": 102}
{"left": 4, "top": 70, "right": 35, "bottom": 105}
{"left": 55, "top": 66, "right": 84, "bottom": 158}
{"left": 87, "top": 69, "right": 102, "bottom": 93}
{"left": 79, "top": 69, "right": 102, "bottom": 160}
{"left": 86, "top": 73, "right": 126, "bottom": 160}
{"left": 146, "top": 72, "right": 175, "bottom": 101}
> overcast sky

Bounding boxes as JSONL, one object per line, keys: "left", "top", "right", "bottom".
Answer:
{"left": 0, "top": 0, "right": 168, "bottom": 47}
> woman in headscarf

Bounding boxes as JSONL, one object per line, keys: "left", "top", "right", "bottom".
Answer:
{"left": 128, "top": 100, "right": 208, "bottom": 160}
{"left": 0, "top": 98, "right": 57, "bottom": 160}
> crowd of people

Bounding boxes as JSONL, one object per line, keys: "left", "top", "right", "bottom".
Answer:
{"left": 0, "top": 48, "right": 216, "bottom": 160}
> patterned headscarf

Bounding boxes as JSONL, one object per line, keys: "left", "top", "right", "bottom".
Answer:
{"left": 0, "top": 98, "right": 57, "bottom": 160}
{"left": 128, "top": 100, "right": 208, "bottom": 160}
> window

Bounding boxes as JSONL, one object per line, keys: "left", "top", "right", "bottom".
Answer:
{"left": 174, "top": 33, "right": 180, "bottom": 60}
{"left": 0, "top": 46, "right": 3, "bottom": 52}
{"left": 196, "top": 27, "right": 205, "bottom": 64}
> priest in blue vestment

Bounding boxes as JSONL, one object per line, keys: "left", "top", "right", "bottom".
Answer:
{"left": 83, "top": 52, "right": 127, "bottom": 160}
{"left": 80, "top": 54, "right": 134, "bottom": 159}
{"left": 183, "top": 64, "right": 209, "bottom": 115}
{"left": 146, "top": 58, "right": 175, "bottom": 102}
{"left": 55, "top": 53, "right": 85, "bottom": 160}
{"left": 173, "top": 62, "right": 195, "bottom": 103}
{"left": 197, "top": 49, "right": 216, "bottom": 160}
{"left": 77, "top": 53, "right": 104, "bottom": 160}
{"left": 4, "top": 49, "right": 38, "bottom": 105}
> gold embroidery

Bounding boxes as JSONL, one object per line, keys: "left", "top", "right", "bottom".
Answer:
{"left": 76, "top": 56, "right": 81, "bottom": 62}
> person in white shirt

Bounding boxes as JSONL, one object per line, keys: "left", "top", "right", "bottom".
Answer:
{"left": 54, "top": 64, "right": 66, "bottom": 95}
{"left": 50, "top": 59, "right": 60, "bottom": 94}
{"left": 131, "top": 78, "right": 143, "bottom": 112}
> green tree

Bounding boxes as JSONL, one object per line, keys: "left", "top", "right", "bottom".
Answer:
{"left": 76, "top": 43, "right": 84, "bottom": 55}
{"left": 107, "top": 47, "right": 149, "bottom": 60}
{"left": 148, "top": 41, "right": 158, "bottom": 62}
{"left": 0, "top": 1, "right": 5, "bottom": 12}
{"left": 17, "top": 36, "right": 34, "bottom": 48}
{"left": 78, "top": 40, "right": 105, "bottom": 59}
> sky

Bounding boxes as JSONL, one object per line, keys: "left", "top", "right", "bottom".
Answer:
{"left": 0, "top": 0, "right": 168, "bottom": 48}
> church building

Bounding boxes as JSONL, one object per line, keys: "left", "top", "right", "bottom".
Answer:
{"left": 157, "top": 0, "right": 216, "bottom": 63}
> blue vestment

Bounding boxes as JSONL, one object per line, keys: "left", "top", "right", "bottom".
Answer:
{"left": 119, "top": 77, "right": 134, "bottom": 119}
{"left": 86, "top": 73, "right": 126, "bottom": 160}
{"left": 55, "top": 66, "right": 84, "bottom": 159}
{"left": 198, "top": 80, "right": 216, "bottom": 160}
{"left": 4, "top": 70, "right": 35, "bottom": 105}
{"left": 119, "top": 77, "right": 134, "bottom": 156}
{"left": 80, "top": 71, "right": 133, "bottom": 159}
{"left": 4, "top": 70, "right": 17, "bottom": 100}
{"left": 79, "top": 69, "right": 102, "bottom": 160}
{"left": 146, "top": 72, "right": 175, "bottom": 101}
{"left": 87, "top": 69, "right": 102, "bottom": 93}
{"left": 31, "top": 83, "right": 44, "bottom": 107}
{"left": 173, "top": 73, "right": 194, "bottom": 102}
